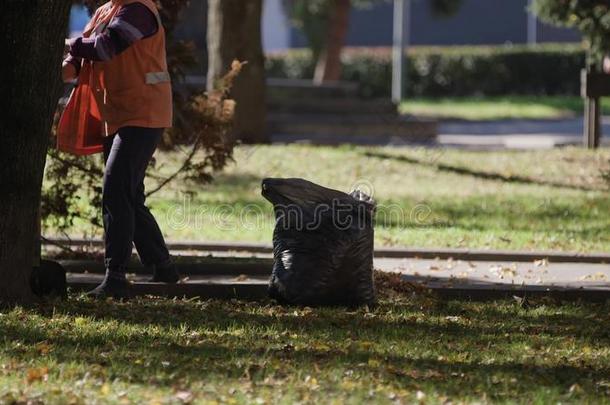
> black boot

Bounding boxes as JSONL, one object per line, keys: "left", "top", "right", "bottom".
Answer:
{"left": 86, "top": 270, "right": 131, "bottom": 299}
{"left": 149, "top": 263, "right": 180, "bottom": 283}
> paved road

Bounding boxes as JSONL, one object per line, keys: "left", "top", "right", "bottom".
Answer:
{"left": 438, "top": 117, "right": 610, "bottom": 149}
{"left": 271, "top": 117, "right": 610, "bottom": 149}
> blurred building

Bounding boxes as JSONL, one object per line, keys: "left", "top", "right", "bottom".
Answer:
{"left": 68, "top": 0, "right": 580, "bottom": 71}
{"left": 68, "top": 4, "right": 90, "bottom": 38}
{"left": 282, "top": 0, "right": 579, "bottom": 49}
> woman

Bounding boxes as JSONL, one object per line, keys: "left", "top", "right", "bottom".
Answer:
{"left": 62, "top": 0, "right": 179, "bottom": 297}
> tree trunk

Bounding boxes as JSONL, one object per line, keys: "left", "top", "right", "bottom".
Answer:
{"left": 207, "top": 0, "right": 268, "bottom": 144}
{"left": 0, "top": 1, "right": 72, "bottom": 304}
{"left": 314, "top": 0, "right": 351, "bottom": 84}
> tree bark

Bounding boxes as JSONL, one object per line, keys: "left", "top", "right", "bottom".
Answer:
{"left": 0, "top": 1, "right": 72, "bottom": 304}
{"left": 314, "top": 0, "right": 351, "bottom": 84}
{"left": 207, "top": 0, "right": 268, "bottom": 144}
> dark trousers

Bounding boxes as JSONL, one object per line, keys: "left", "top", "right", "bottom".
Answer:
{"left": 103, "top": 126, "right": 170, "bottom": 271}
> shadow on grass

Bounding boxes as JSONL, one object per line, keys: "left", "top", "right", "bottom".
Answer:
{"left": 364, "top": 151, "right": 603, "bottom": 192}
{"left": 55, "top": 296, "right": 609, "bottom": 340}
{"left": 3, "top": 298, "right": 610, "bottom": 400}
{"left": 373, "top": 196, "right": 610, "bottom": 242}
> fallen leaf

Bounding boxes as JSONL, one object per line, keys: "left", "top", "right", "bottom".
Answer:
{"left": 175, "top": 390, "right": 194, "bottom": 403}
{"left": 36, "top": 342, "right": 51, "bottom": 355}
{"left": 26, "top": 367, "right": 48, "bottom": 384}
{"left": 367, "top": 359, "right": 381, "bottom": 368}
{"left": 100, "top": 383, "right": 111, "bottom": 395}
{"left": 579, "top": 272, "right": 608, "bottom": 281}
{"left": 534, "top": 259, "right": 548, "bottom": 267}
{"left": 569, "top": 383, "right": 582, "bottom": 395}
{"left": 489, "top": 265, "right": 518, "bottom": 279}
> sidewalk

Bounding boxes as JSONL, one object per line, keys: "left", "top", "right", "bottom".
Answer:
{"left": 61, "top": 243, "right": 610, "bottom": 302}
{"left": 375, "top": 257, "right": 609, "bottom": 300}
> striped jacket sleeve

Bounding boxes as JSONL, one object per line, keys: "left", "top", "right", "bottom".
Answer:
{"left": 67, "top": 3, "right": 158, "bottom": 62}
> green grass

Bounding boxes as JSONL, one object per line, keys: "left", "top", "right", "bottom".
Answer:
{"left": 1, "top": 296, "right": 609, "bottom": 404}
{"left": 399, "top": 96, "right": 610, "bottom": 121}
{"left": 50, "top": 145, "right": 610, "bottom": 253}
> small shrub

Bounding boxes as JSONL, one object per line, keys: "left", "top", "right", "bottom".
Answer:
{"left": 266, "top": 44, "right": 587, "bottom": 97}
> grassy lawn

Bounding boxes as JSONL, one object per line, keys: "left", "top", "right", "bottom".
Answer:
{"left": 1, "top": 294, "right": 609, "bottom": 404}
{"left": 51, "top": 145, "right": 610, "bottom": 253}
{"left": 399, "top": 96, "right": 610, "bottom": 121}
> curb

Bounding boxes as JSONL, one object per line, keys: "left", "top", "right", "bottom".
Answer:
{"left": 67, "top": 273, "right": 610, "bottom": 303}
{"left": 62, "top": 257, "right": 610, "bottom": 303}
{"left": 60, "top": 257, "right": 272, "bottom": 276}
{"left": 44, "top": 238, "right": 610, "bottom": 264}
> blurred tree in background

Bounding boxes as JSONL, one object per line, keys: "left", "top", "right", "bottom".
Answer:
{"left": 285, "top": 0, "right": 463, "bottom": 84}
{"left": 285, "top": 0, "right": 375, "bottom": 83}
{"left": 532, "top": 0, "right": 610, "bottom": 69}
{"left": 207, "top": 0, "right": 267, "bottom": 143}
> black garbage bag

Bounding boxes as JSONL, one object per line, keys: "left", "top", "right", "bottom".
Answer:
{"left": 262, "top": 178, "right": 376, "bottom": 306}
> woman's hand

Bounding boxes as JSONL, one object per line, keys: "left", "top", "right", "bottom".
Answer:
{"left": 62, "top": 62, "right": 77, "bottom": 83}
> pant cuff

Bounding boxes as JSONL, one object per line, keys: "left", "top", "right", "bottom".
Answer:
{"left": 106, "top": 269, "right": 127, "bottom": 281}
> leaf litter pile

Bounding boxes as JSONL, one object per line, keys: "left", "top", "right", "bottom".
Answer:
{"left": 373, "top": 270, "right": 432, "bottom": 299}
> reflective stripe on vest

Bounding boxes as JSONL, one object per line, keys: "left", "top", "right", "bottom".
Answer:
{"left": 145, "top": 71, "right": 171, "bottom": 85}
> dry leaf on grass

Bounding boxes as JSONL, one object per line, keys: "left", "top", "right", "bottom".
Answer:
{"left": 26, "top": 367, "right": 48, "bottom": 383}
{"left": 175, "top": 390, "right": 194, "bottom": 403}
{"left": 36, "top": 342, "right": 51, "bottom": 355}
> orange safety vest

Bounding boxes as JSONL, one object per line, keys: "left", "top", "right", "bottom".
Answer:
{"left": 58, "top": 0, "right": 172, "bottom": 155}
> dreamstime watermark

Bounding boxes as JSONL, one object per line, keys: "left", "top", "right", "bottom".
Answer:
{"left": 165, "top": 195, "right": 268, "bottom": 232}
{"left": 409, "top": 203, "right": 433, "bottom": 225}
{"left": 163, "top": 193, "right": 437, "bottom": 233}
